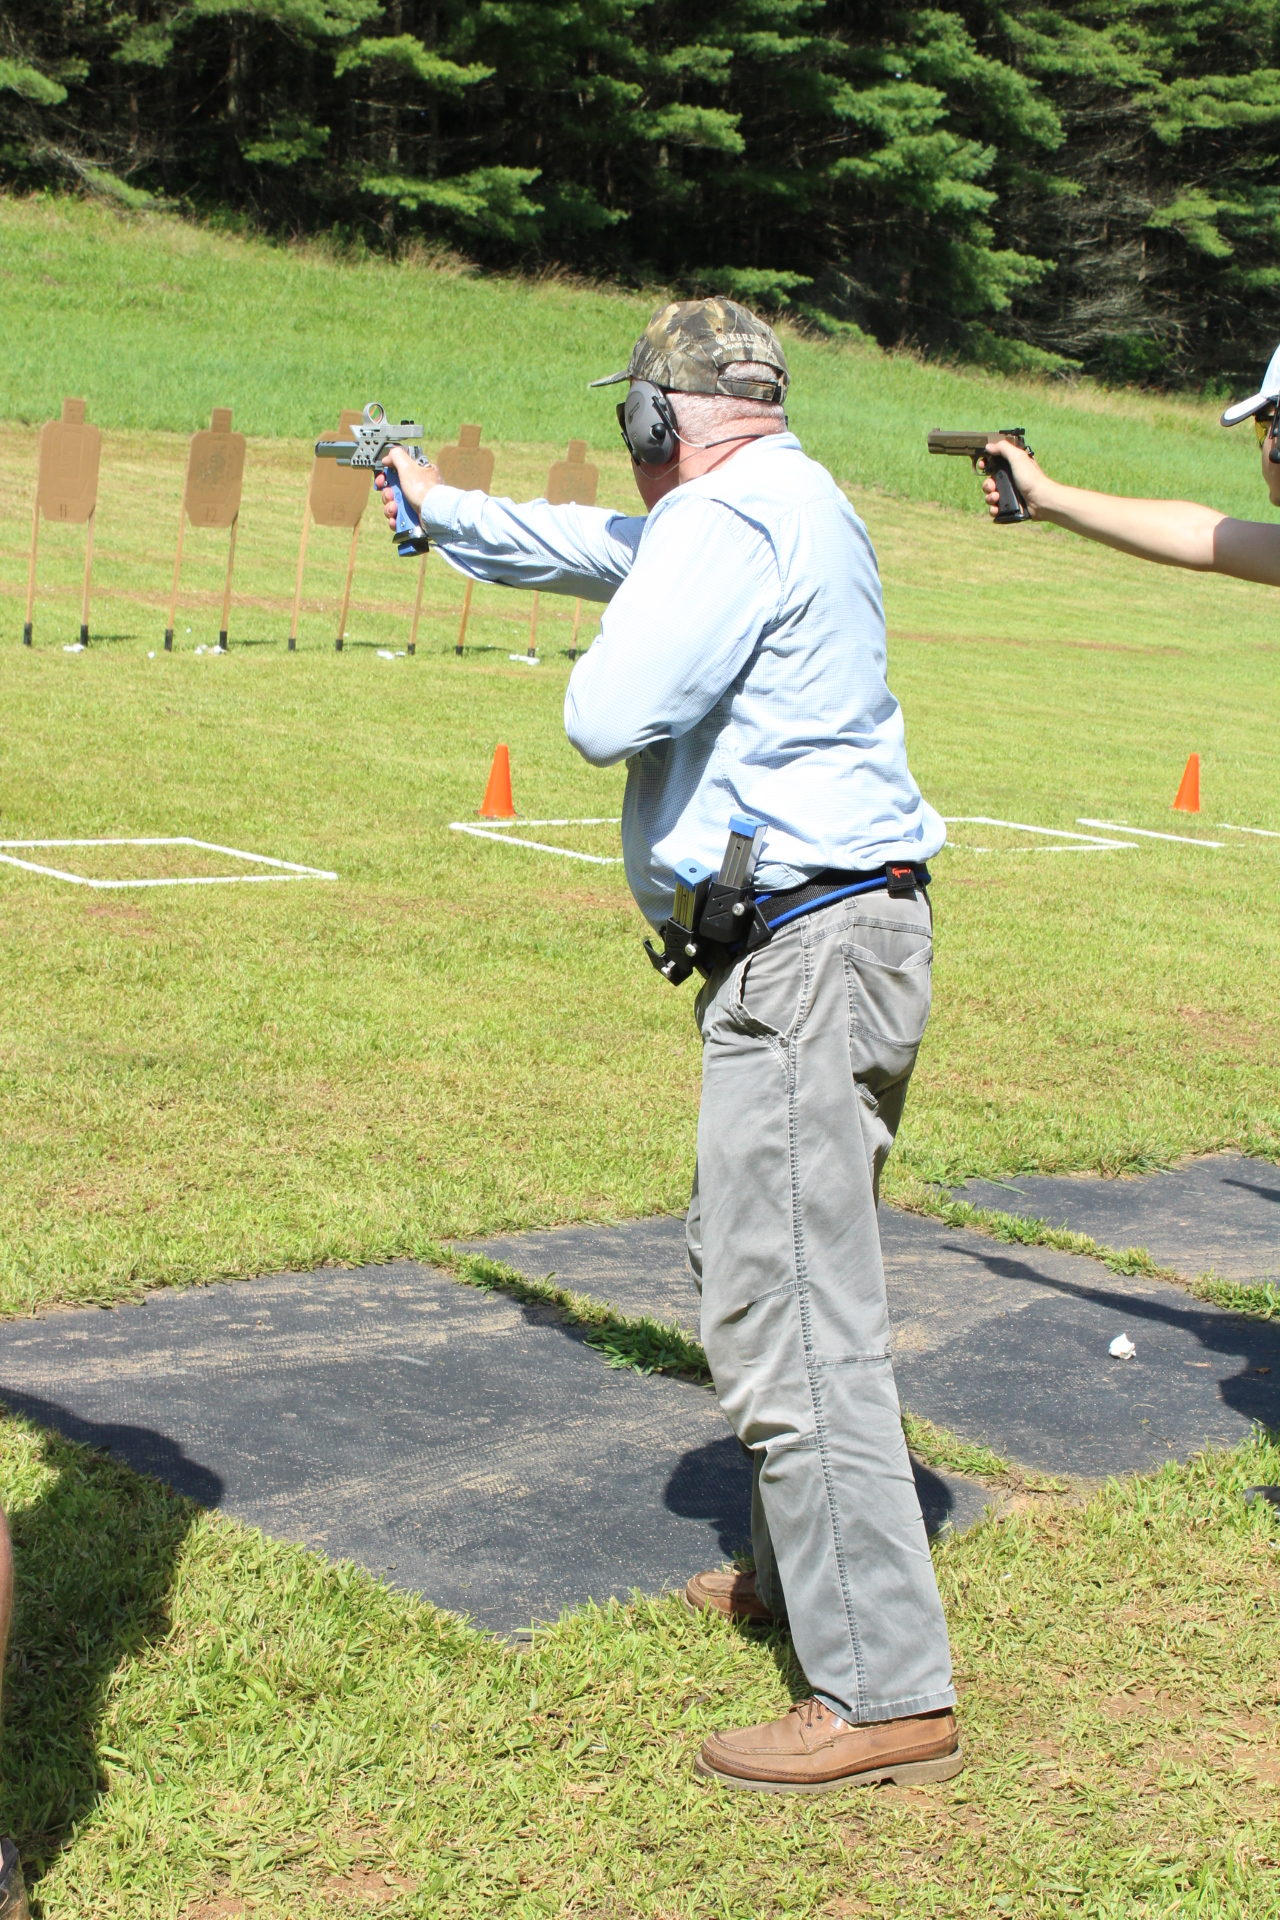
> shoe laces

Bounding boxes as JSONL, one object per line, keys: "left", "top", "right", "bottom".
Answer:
{"left": 793, "top": 1697, "right": 852, "bottom": 1739}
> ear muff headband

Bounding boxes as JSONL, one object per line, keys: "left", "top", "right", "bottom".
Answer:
{"left": 617, "top": 381, "right": 679, "bottom": 467}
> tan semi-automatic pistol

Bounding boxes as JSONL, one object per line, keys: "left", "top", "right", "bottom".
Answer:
{"left": 927, "top": 428, "right": 1034, "bottom": 523}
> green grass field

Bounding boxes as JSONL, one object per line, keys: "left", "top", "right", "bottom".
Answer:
{"left": 6, "top": 1410, "right": 1277, "bottom": 1920}
{"left": 0, "top": 194, "right": 1278, "bottom": 1918}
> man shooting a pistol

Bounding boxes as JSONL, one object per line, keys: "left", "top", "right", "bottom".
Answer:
{"left": 380, "top": 299, "right": 960, "bottom": 1795}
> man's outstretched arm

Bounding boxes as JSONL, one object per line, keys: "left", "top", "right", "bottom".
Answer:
{"left": 379, "top": 444, "right": 642, "bottom": 600}
{"left": 980, "top": 436, "right": 1280, "bottom": 587}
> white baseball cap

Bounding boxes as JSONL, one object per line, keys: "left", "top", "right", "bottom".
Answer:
{"left": 1220, "top": 341, "right": 1280, "bottom": 425}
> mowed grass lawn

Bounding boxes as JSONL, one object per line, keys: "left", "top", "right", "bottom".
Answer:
{"left": 0, "top": 198, "right": 1277, "bottom": 1919}
{"left": 5, "top": 1411, "right": 1277, "bottom": 1920}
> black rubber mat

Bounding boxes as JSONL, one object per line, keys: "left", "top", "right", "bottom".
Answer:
{"left": 464, "top": 1216, "right": 699, "bottom": 1328}
{"left": 954, "top": 1153, "right": 1280, "bottom": 1283}
{"left": 8, "top": 1156, "right": 1269, "bottom": 1629}
{"left": 886, "top": 1225, "right": 1279, "bottom": 1476}
{"left": 468, "top": 1205, "right": 1280, "bottom": 1478}
{"left": 0, "top": 1263, "right": 992, "bottom": 1633}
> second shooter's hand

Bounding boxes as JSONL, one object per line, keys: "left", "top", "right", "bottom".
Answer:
{"left": 378, "top": 444, "right": 443, "bottom": 537}
{"left": 980, "top": 435, "right": 1052, "bottom": 522}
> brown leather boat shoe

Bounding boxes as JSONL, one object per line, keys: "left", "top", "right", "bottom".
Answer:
{"left": 683, "top": 1567, "right": 783, "bottom": 1626}
{"left": 696, "top": 1698, "right": 962, "bottom": 1794}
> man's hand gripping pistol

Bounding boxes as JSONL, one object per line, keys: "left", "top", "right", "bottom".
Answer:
{"left": 315, "top": 402, "right": 432, "bottom": 556}
{"left": 926, "top": 428, "right": 1034, "bottom": 522}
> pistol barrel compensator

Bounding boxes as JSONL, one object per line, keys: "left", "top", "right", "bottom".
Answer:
{"left": 644, "top": 814, "right": 771, "bottom": 986}
{"left": 314, "top": 402, "right": 431, "bottom": 556}
{"left": 926, "top": 427, "right": 1034, "bottom": 524}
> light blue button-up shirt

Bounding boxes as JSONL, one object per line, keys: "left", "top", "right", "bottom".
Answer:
{"left": 419, "top": 432, "right": 945, "bottom": 927}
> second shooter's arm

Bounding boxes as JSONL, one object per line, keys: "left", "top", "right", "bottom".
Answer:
{"left": 963, "top": 432, "right": 1280, "bottom": 585}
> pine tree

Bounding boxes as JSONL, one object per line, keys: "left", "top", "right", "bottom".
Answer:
{"left": 4, "top": 0, "right": 1280, "bottom": 385}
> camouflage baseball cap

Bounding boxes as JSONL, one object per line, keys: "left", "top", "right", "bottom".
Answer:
{"left": 590, "top": 297, "right": 789, "bottom": 402}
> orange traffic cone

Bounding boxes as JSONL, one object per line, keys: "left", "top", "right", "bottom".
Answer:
{"left": 479, "top": 743, "right": 516, "bottom": 819}
{"left": 1172, "top": 752, "right": 1200, "bottom": 814}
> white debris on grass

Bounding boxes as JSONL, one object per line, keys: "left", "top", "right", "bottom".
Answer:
{"left": 62, "top": 643, "right": 86, "bottom": 653}
{"left": 509, "top": 653, "right": 540, "bottom": 665}
{"left": 1108, "top": 1334, "right": 1137, "bottom": 1360}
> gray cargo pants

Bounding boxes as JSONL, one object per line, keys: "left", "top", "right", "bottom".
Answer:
{"left": 686, "top": 888, "right": 955, "bottom": 1724}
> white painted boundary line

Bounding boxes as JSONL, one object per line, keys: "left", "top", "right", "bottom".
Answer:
{"left": 454, "top": 809, "right": 1250, "bottom": 869}
{"left": 450, "top": 817, "right": 623, "bottom": 866}
{"left": 944, "top": 817, "right": 1136, "bottom": 854}
{"left": 1219, "top": 822, "right": 1280, "bottom": 839}
{"left": 0, "top": 837, "right": 338, "bottom": 889}
{"left": 455, "top": 814, "right": 1137, "bottom": 866}
{"left": 1077, "top": 818, "right": 1225, "bottom": 849}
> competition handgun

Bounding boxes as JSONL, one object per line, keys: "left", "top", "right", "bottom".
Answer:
{"left": 927, "top": 428, "right": 1034, "bottom": 523}
{"left": 315, "top": 402, "right": 431, "bottom": 556}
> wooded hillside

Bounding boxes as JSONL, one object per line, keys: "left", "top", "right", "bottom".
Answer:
{"left": 3, "top": 1, "right": 1279, "bottom": 389}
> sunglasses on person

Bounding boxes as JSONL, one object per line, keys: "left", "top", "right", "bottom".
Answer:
{"left": 1254, "top": 408, "right": 1277, "bottom": 444}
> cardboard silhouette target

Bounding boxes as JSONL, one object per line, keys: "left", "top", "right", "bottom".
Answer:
{"left": 23, "top": 398, "right": 102, "bottom": 646}
{"left": 164, "top": 409, "right": 247, "bottom": 650}
{"left": 545, "top": 439, "right": 598, "bottom": 508}
{"left": 289, "top": 410, "right": 375, "bottom": 652}
{"left": 185, "top": 408, "right": 246, "bottom": 527}
{"left": 527, "top": 439, "right": 599, "bottom": 660}
{"left": 436, "top": 425, "right": 495, "bottom": 655}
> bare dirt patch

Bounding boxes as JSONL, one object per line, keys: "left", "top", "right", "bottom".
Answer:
{"left": 82, "top": 900, "right": 160, "bottom": 935}
{"left": 318, "top": 1864, "right": 417, "bottom": 1902}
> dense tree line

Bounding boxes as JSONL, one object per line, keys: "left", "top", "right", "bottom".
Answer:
{"left": 3, "top": 1, "right": 1280, "bottom": 387}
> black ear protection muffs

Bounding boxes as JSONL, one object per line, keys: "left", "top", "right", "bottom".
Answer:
{"left": 617, "top": 376, "right": 789, "bottom": 468}
{"left": 618, "top": 380, "right": 680, "bottom": 467}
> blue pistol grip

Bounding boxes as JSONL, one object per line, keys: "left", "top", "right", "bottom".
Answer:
{"left": 382, "top": 468, "right": 428, "bottom": 557}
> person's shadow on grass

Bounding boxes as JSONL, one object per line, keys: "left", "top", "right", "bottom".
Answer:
{"left": 0, "top": 1393, "right": 219, "bottom": 1912}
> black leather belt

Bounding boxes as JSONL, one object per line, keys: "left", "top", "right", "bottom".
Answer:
{"left": 756, "top": 861, "right": 931, "bottom": 933}
{"left": 644, "top": 856, "right": 932, "bottom": 987}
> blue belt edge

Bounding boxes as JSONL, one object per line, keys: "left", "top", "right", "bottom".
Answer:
{"left": 757, "top": 872, "right": 917, "bottom": 934}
